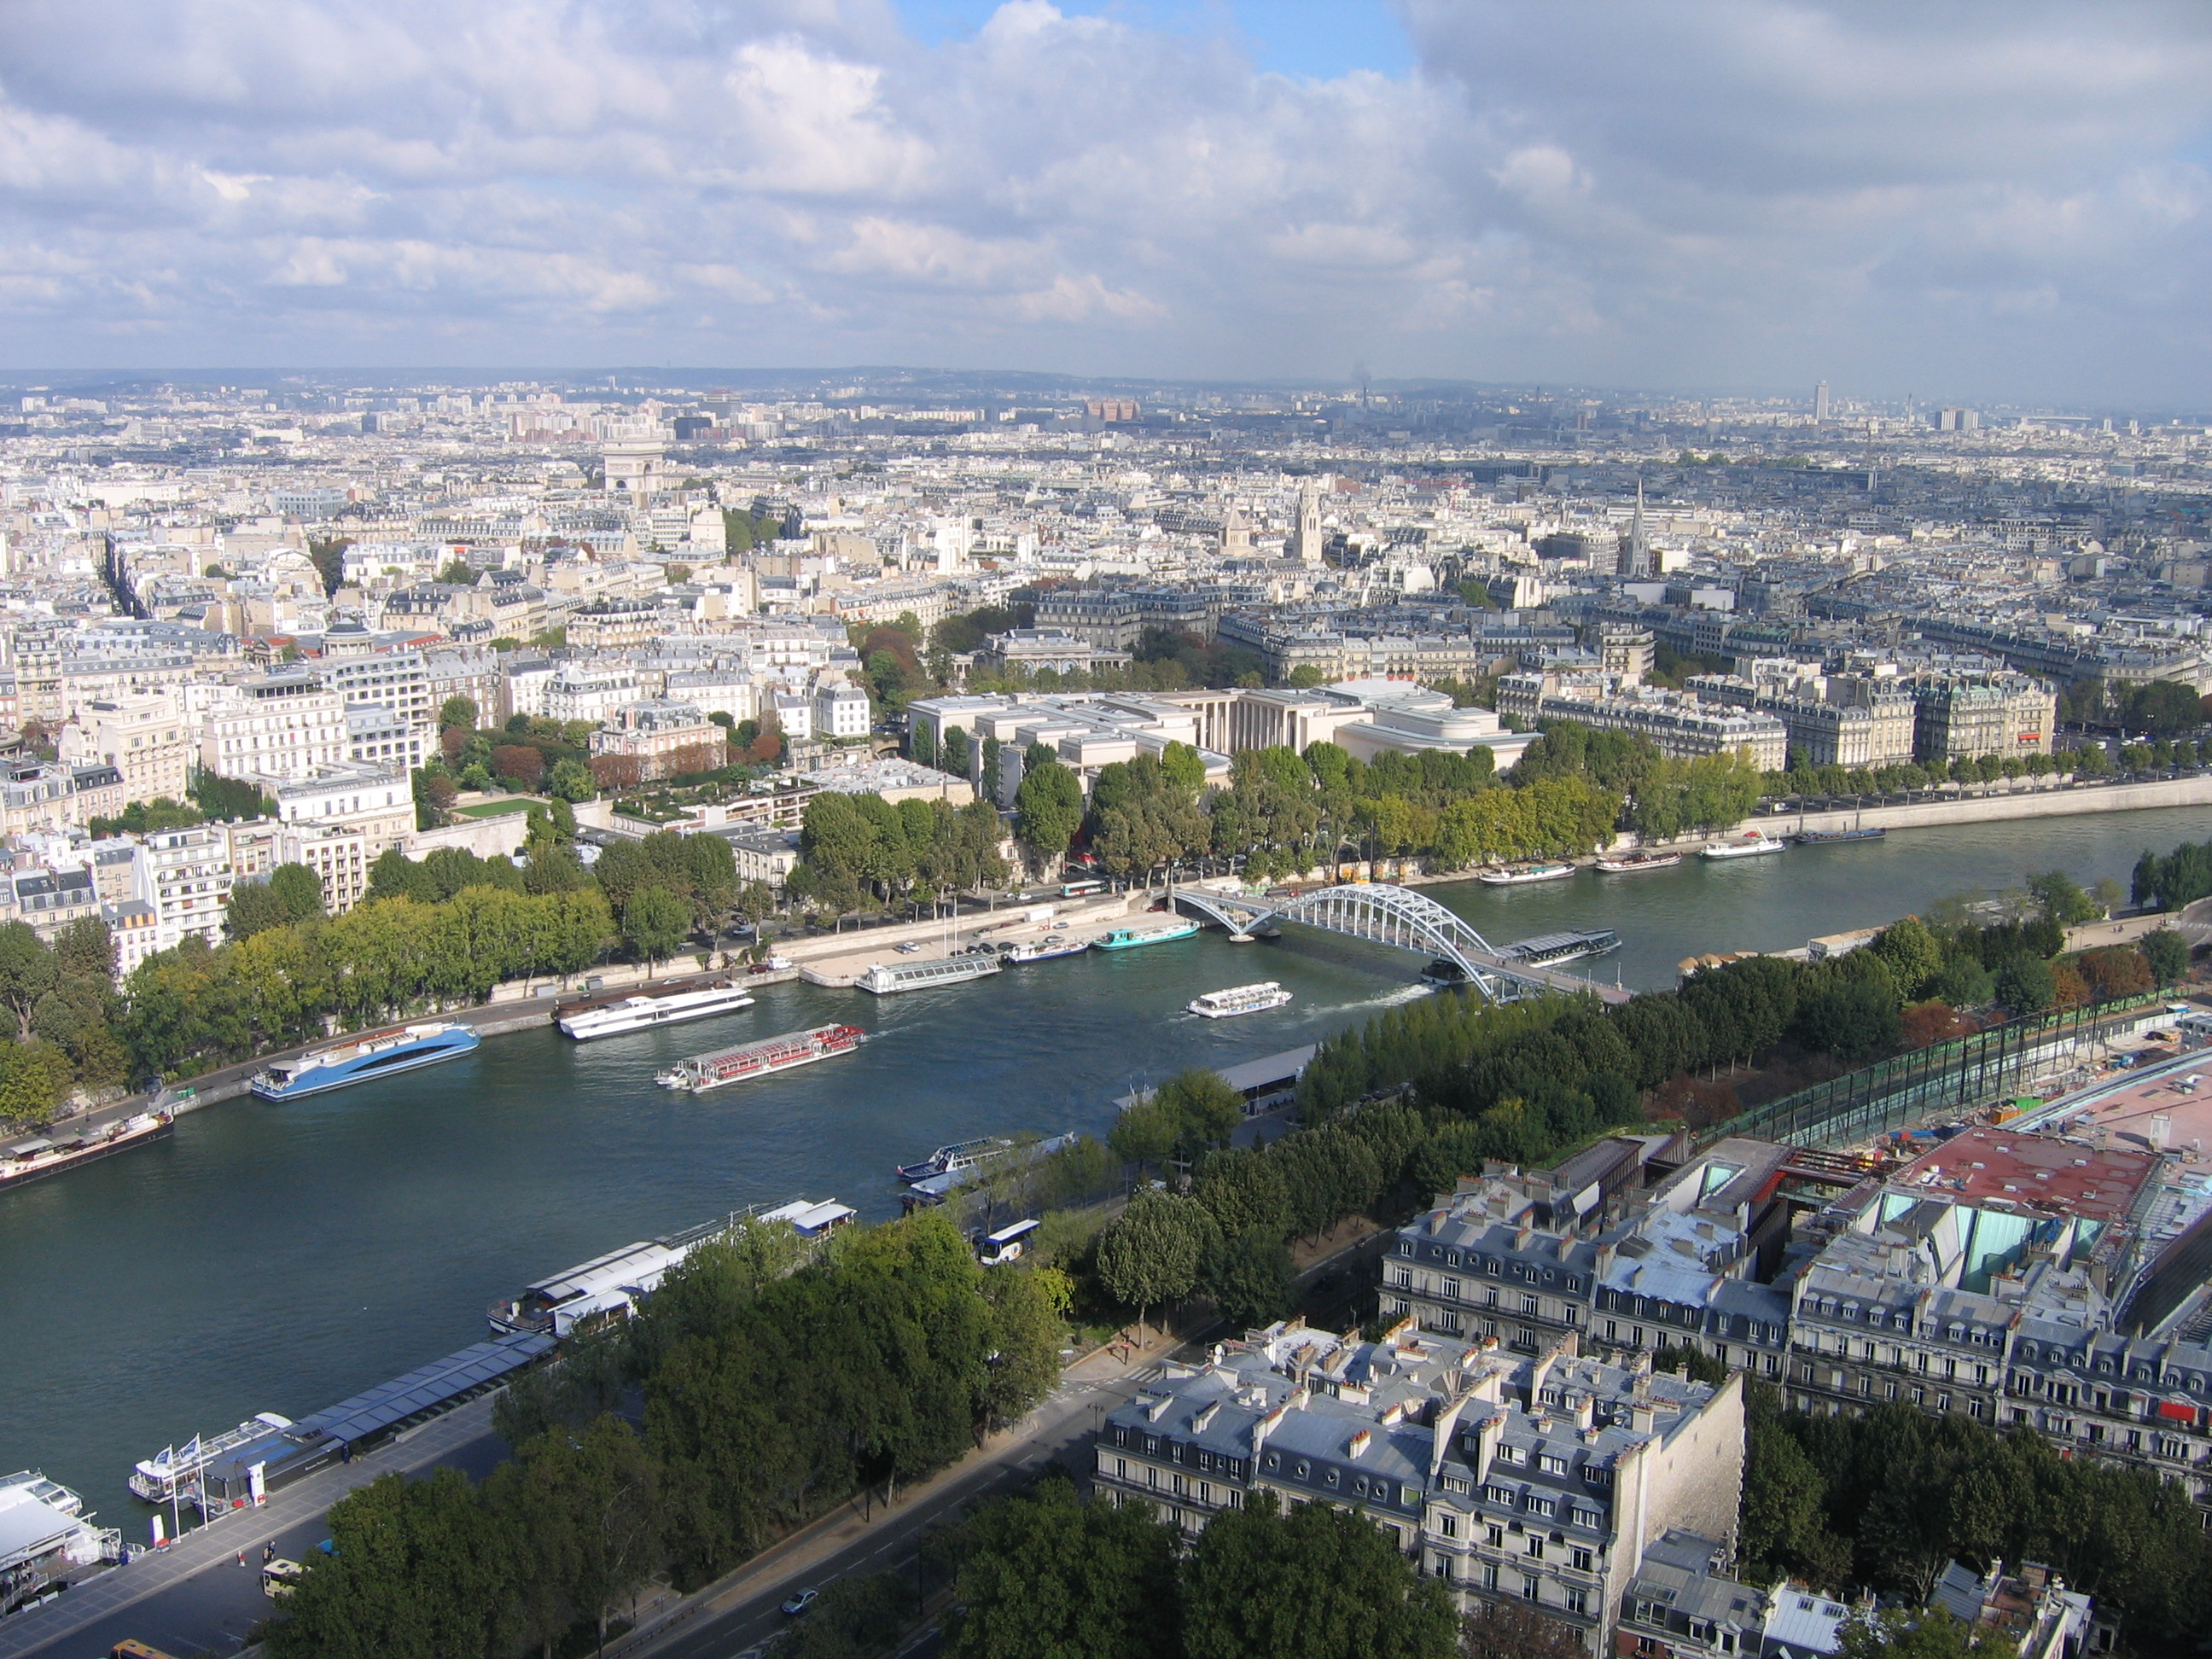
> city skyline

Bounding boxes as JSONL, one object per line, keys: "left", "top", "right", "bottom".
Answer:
{"left": 6, "top": 2, "right": 2212, "bottom": 402}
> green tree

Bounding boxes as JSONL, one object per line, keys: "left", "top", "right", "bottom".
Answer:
{"left": 189, "top": 770, "right": 277, "bottom": 822}
{"left": 1793, "top": 979, "right": 1902, "bottom": 1062}
{"left": 788, "top": 1573, "right": 919, "bottom": 1659}
{"left": 438, "top": 694, "right": 478, "bottom": 731}
{"left": 622, "top": 885, "right": 691, "bottom": 974}
{"left": 1153, "top": 1067, "right": 1246, "bottom": 1158}
{"left": 2142, "top": 927, "right": 2190, "bottom": 986}
{"left": 502, "top": 1414, "right": 663, "bottom": 1655}
{"left": 1870, "top": 917, "right": 1943, "bottom": 1001}
{"left": 1095, "top": 1189, "right": 1219, "bottom": 1333}
{"left": 265, "top": 1468, "right": 516, "bottom": 1659}
{"left": 1015, "top": 760, "right": 1084, "bottom": 866}
{"left": 1190, "top": 1146, "right": 1292, "bottom": 1241}
{"left": 1180, "top": 1491, "right": 1456, "bottom": 1659}
{"left": 1200, "top": 1231, "right": 1298, "bottom": 1330}
{"left": 550, "top": 759, "right": 596, "bottom": 801}
{"left": 1993, "top": 954, "right": 2056, "bottom": 1016}
{"left": 0, "top": 921, "right": 58, "bottom": 1040}
{"left": 944, "top": 1476, "right": 1180, "bottom": 1659}
{"left": 2028, "top": 870, "right": 2103, "bottom": 926}
{"left": 1836, "top": 1609, "right": 2013, "bottom": 1659}
{"left": 229, "top": 864, "right": 327, "bottom": 940}
{"left": 0, "top": 1039, "right": 73, "bottom": 1126}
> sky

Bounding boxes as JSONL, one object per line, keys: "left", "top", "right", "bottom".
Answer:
{"left": 3, "top": 1, "right": 2212, "bottom": 405}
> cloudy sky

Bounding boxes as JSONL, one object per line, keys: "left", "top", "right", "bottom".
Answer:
{"left": 3, "top": 0, "right": 2210, "bottom": 404}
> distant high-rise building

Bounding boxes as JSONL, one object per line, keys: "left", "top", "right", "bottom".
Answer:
{"left": 1814, "top": 380, "right": 1831, "bottom": 422}
{"left": 1938, "top": 408, "right": 1979, "bottom": 433}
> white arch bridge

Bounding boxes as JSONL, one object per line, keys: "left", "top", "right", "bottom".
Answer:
{"left": 1169, "top": 882, "right": 1631, "bottom": 1006}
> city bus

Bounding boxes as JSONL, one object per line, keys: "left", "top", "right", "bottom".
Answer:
{"left": 1060, "top": 879, "right": 1104, "bottom": 899}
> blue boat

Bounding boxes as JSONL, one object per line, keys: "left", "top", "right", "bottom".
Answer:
{"left": 251, "top": 1022, "right": 480, "bottom": 1101}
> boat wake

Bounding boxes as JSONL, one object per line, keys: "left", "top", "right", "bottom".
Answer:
{"left": 1312, "top": 983, "right": 1433, "bottom": 1018}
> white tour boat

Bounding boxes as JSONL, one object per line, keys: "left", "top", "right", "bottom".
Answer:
{"left": 556, "top": 979, "right": 757, "bottom": 1040}
{"left": 1187, "top": 981, "right": 1294, "bottom": 1020}
{"left": 1701, "top": 832, "right": 1787, "bottom": 860}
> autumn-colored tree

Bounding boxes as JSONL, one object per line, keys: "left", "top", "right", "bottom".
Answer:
{"left": 1899, "top": 1000, "right": 1971, "bottom": 1050}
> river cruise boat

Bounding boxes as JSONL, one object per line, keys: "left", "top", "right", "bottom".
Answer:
{"left": 1593, "top": 849, "right": 1683, "bottom": 874}
{"left": 1495, "top": 928, "right": 1621, "bottom": 967}
{"left": 1004, "top": 934, "right": 1088, "bottom": 963}
{"left": 655, "top": 1024, "right": 867, "bottom": 1092}
{"left": 250, "top": 1022, "right": 480, "bottom": 1102}
{"left": 896, "top": 1137, "right": 1014, "bottom": 1184}
{"left": 0, "top": 1110, "right": 173, "bottom": 1192}
{"left": 1093, "top": 920, "right": 1199, "bottom": 951}
{"left": 857, "top": 952, "right": 1004, "bottom": 993}
{"left": 1476, "top": 860, "right": 1576, "bottom": 886}
{"left": 1793, "top": 826, "right": 1887, "bottom": 846}
{"left": 129, "top": 1414, "right": 296, "bottom": 1505}
{"left": 556, "top": 979, "right": 756, "bottom": 1040}
{"left": 490, "top": 1198, "right": 853, "bottom": 1337}
{"left": 1701, "top": 831, "right": 1786, "bottom": 860}
{"left": 1188, "top": 981, "right": 1294, "bottom": 1019}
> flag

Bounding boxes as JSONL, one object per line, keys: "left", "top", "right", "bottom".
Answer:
{"left": 154, "top": 1444, "right": 173, "bottom": 1470}
{"left": 178, "top": 1434, "right": 201, "bottom": 1468}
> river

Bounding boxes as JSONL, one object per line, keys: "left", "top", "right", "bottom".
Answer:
{"left": 5, "top": 801, "right": 2209, "bottom": 1524}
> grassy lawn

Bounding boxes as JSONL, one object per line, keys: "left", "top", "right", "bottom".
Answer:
{"left": 452, "top": 797, "right": 539, "bottom": 818}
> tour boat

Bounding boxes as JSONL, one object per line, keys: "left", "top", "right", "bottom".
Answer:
{"left": 1792, "top": 827, "right": 1887, "bottom": 846}
{"left": 1476, "top": 861, "right": 1577, "bottom": 886}
{"left": 1004, "top": 935, "right": 1090, "bottom": 963}
{"left": 655, "top": 1025, "right": 868, "bottom": 1092}
{"left": 1495, "top": 928, "right": 1621, "bottom": 967}
{"left": 896, "top": 1138, "right": 1015, "bottom": 1184}
{"left": 130, "top": 1414, "right": 296, "bottom": 1504}
{"left": 250, "top": 1022, "right": 480, "bottom": 1101}
{"left": 556, "top": 979, "right": 756, "bottom": 1040}
{"left": 1187, "top": 981, "right": 1294, "bottom": 1019}
{"left": 1701, "top": 832, "right": 1786, "bottom": 860}
{"left": 1593, "top": 850, "right": 1683, "bottom": 874}
{"left": 856, "top": 953, "right": 1004, "bottom": 993}
{"left": 1093, "top": 921, "right": 1200, "bottom": 950}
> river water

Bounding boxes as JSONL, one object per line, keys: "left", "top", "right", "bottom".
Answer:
{"left": 6, "top": 801, "right": 2209, "bottom": 1524}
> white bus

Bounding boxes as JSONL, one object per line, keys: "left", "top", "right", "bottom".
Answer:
{"left": 976, "top": 1218, "right": 1040, "bottom": 1265}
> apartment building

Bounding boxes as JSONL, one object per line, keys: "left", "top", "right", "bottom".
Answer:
{"left": 813, "top": 682, "right": 872, "bottom": 741}
{"left": 201, "top": 669, "right": 348, "bottom": 782}
{"left": 1497, "top": 675, "right": 1789, "bottom": 772}
{"left": 320, "top": 649, "right": 434, "bottom": 738}
{"left": 1385, "top": 1134, "right": 2212, "bottom": 1514}
{"left": 1911, "top": 673, "right": 2058, "bottom": 762}
{"left": 135, "top": 825, "right": 233, "bottom": 952}
{"left": 1092, "top": 1318, "right": 1744, "bottom": 1653}
{"left": 544, "top": 665, "right": 643, "bottom": 726}
{"left": 58, "top": 694, "right": 194, "bottom": 805}
{"left": 267, "top": 763, "right": 414, "bottom": 856}
{"left": 588, "top": 701, "right": 722, "bottom": 782}
{"left": 1686, "top": 674, "right": 1916, "bottom": 771}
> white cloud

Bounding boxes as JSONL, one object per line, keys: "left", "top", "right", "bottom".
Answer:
{"left": 0, "top": 1, "right": 2207, "bottom": 398}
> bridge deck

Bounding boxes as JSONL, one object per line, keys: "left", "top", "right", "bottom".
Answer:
{"left": 1172, "top": 883, "right": 1631, "bottom": 1006}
